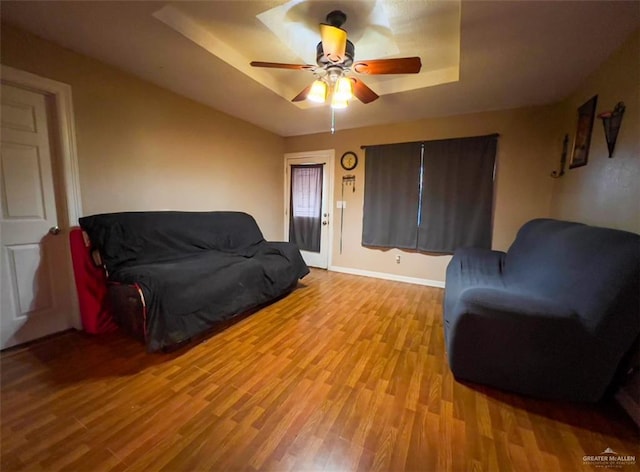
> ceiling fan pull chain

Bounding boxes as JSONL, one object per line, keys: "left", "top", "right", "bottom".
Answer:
{"left": 331, "top": 108, "right": 336, "bottom": 135}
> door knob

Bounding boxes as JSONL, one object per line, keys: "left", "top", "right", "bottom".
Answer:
{"left": 322, "top": 221, "right": 328, "bottom": 226}
{"left": 49, "top": 226, "right": 61, "bottom": 235}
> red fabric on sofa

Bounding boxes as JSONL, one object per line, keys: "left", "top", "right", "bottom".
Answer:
{"left": 69, "top": 227, "right": 117, "bottom": 334}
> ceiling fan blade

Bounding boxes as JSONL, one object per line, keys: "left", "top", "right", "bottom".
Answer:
{"left": 291, "top": 85, "right": 311, "bottom": 102}
{"left": 319, "top": 24, "right": 347, "bottom": 63}
{"left": 350, "top": 78, "right": 379, "bottom": 104}
{"left": 352, "top": 57, "right": 422, "bottom": 75}
{"left": 250, "top": 61, "right": 315, "bottom": 71}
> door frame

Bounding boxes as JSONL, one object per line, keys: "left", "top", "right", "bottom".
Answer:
{"left": 284, "top": 149, "right": 334, "bottom": 269}
{"left": 1, "top": 65, "right": 83, "bottom": 329}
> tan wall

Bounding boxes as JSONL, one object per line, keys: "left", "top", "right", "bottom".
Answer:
{"left": 550, "top": 29, "right": 640, "bottom": 233}
{"left": 1, "top": 24, "right": 285, "bottom": 239}
{"left": 285, "top": 106, "right": 558, "bottom": 282}
{"left": 5, "top": 22, "right": 634, "bottom": 285}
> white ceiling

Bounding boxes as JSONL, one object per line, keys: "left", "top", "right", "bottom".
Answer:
{"left": 2, "top": 1, "right": 639, "bottom": 137}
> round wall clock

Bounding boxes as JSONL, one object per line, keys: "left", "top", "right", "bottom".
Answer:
{"left": 340, "top": 151, "right": 358, "bottom": 171}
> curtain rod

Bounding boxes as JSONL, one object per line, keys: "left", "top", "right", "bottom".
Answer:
{"left": 360, "top": 133, "right": 500, "bottom": 150}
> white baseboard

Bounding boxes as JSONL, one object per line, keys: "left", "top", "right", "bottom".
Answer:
{"left": 328, "top": 265, "right": 445, "bottom": 288}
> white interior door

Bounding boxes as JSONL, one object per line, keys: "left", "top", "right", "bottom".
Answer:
{"left": 285, "top": 151, "right": 334, "bottom": 269}
{"left": 1, "top": 83, "right": 74, "bottom": 349}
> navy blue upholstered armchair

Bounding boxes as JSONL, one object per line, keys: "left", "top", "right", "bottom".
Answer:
{"left": 444, "top": 219, "right": 640, "bottom": 402}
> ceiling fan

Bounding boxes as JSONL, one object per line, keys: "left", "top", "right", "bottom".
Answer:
{"left": 250, "top": 10, "right": 422, "bottom": 108}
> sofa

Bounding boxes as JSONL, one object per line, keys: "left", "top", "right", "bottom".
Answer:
{"left": 444, "top": 218, "right": 640, "bottom": 402}
{"left": 76, "top": 211, "right": 309, "bottom": 352}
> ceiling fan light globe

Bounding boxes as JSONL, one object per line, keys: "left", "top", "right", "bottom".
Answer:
{"left": 307, "top": 80, "right": 328, "bottom": 103}
{"left": 334, "top": 76, "right": 353, "bottom": 101}
{"left": 330, "top": 96, "right": 349, "bottom": 109}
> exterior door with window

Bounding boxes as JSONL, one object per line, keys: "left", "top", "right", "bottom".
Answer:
{"left": 284, "top": 151, "right": 333, "bottom": 269}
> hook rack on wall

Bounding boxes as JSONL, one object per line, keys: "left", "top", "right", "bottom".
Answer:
{"left": 339, "top": 174, "right": 356, "bottom": 254}
{"left": 342, "top": 174, "right": 356, "bottom": 192}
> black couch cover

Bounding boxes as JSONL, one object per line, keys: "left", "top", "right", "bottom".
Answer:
{"left": 444, "top": 218, "right": 640, "bottom": 402}
{"left": 80, "top": 211, "right": 309, "bottom": 351}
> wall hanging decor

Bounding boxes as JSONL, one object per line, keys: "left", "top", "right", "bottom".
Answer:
{"left": 569, "top": 95, "right": 598, "bottom": 169}
{"left": 598, "top": 102, "right": 625, "bottom": 158}
{"left": 551, "top": 134, "right": 569, "bottom": 178}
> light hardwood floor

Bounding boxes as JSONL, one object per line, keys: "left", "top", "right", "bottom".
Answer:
{"left": 1, "top": 269, "right": 638, "bottom": 471}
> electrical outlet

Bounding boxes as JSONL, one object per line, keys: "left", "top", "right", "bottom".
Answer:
{"left": 395, "top": 255, "right": 401, "bottom": 264}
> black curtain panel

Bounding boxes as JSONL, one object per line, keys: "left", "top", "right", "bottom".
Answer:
{"left": 362, "top": 142, "right": 422, "bottom": 249}
{"left": 418, "top": 134, "right": 498, "bottom": 252}
{"left": 289, "top": 164, "right": 323, "bottom": 252}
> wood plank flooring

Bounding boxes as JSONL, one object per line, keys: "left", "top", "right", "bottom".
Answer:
{"left": 1, "top": 269, "right": 638, "bottom": 471}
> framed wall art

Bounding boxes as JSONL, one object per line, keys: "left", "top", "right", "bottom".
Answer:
{"left": 569, "top": 95, "right": 598, "bottom": 169}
